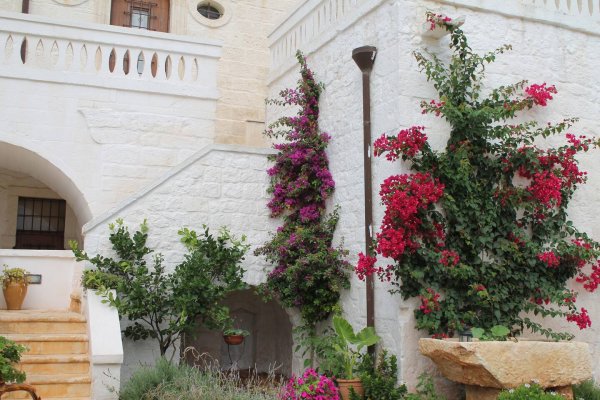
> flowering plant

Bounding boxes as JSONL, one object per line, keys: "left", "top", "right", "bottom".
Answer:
{"left": 256, "top": 52, "right": 350, "bottom": 327}
{"left": 279, "top": 368, "right": 340, "bottom": 400}
{"left": 497, "top": 383, "right": 564, "bottom": 399}
{"left": 356, "top": 15, "right": 600, "bottom": 339}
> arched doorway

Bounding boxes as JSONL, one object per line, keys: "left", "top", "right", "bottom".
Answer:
{"left": 110, "top": 0, "right": 170, "bottom": 33}
{"left": 0, "top": 142, "right": 91, "bottom": 249}
{"left": 184, "top": 289, "right": 294, "bottom": 377}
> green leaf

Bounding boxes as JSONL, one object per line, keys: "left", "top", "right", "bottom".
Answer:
{"left": 471, "top": 327, "right": 485, "bottom": 339}
{"left": 490, "top": 325, "right": 510, "bottom": 338}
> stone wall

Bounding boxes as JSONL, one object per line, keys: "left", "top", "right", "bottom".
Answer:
{"left": 267, "top": 0, "right": 600, "bottom": 391}
{"left": 83, "top": 145, "right": 302, "bottom": 383}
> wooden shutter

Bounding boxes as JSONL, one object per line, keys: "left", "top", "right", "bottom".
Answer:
{"left": 110, "top": 0, "right": 170, "bottom": 33}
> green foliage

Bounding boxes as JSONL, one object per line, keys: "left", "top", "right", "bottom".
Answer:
{"left": 497, "top": 383, "right": 565, "bottom": 399}
{"left": 257, "top": 51, "right": 350, "bottom": 329}
{"left": 0, "top": 336, "right": 27, "bottom": 384}
{"left": 356, "top": 350, "right": 408, "bottom": 400}
{"left": 371, "top": 13, "right": 600, "bottom": 339}
{"left": 294, "top": 325, "right": 345, "bottom": 377}
{"left": 72, "top": 219, "right": 248, "bottom": 356}
{"left": 120, "top": 358, "right": 281, "bottom": 400}
{"left": 573, "top": 380, "right": 600, "bottom": 400}
{"left": 471, "top": 325, "right": 510, "bottom": 341}
{"left": 331, "top": 315, "right": 380, "bottom": 379}
{"left": 1, "top": 266, "right": 29, "bottom": 288}
{"left": 222, "top": 328, "right": 249, "bottom": 337}
{"left": 404, "top": 373, "right": 446, "bottom": 400}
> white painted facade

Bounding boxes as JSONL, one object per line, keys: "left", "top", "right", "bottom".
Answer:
{"left": 1, "top": 0, "right": 600, "bottom": 398}
{"left": 267, "top": 0, "right": 600, "bottom": 393}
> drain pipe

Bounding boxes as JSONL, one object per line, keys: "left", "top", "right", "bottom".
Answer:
{"left": 352, "top": 45, "right": 377, "bottom": 353}
{"left": 22, "top": 0, "right": 29, "bottom": 13}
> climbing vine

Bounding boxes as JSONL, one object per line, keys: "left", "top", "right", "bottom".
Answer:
{"left": 256, "top": 51, "right": 350, "bottom": 328}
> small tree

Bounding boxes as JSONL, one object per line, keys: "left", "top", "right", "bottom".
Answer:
{"left": 0, "top": 336, "right": 26, "bottom": 384}
{"left": 72, "top": 219, "right": 248, "bottom": 357}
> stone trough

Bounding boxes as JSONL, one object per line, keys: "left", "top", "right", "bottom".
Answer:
{"left": 419, "top": 338, "right": 592, "bottom": 399}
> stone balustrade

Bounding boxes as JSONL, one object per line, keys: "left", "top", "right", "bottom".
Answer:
{"left": 0, "top": 11, "right": 222, "bottom": 99}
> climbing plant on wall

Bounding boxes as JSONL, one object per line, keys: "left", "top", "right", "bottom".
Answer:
{"left": 256, "top": 51, "right": 350, "bottom": 328}
{"left": 356, "top": 13, "right": 600, "bottom": 339}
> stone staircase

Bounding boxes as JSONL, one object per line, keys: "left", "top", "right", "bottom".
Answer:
{"left": 0, "top": 310, "right": 91, "bottom": 399}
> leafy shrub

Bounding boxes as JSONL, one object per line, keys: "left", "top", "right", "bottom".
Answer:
{"left": 357, "top": 351, "right": 407, "bottom": 400}
{"left": 404, "top": 373, "right": 446, "bottom": 400}
{"left": 120, "top": 358, "right": 281, "bottom": 400}
{"left": 356, "top": 12, "right": 600, "bottom": 339}
{"left": 497, "top": 383, "right": 565, "bottom": 399}
{"left": 573, "top": 380, "right": 600, "bottom": 400}
{"left": 72, "top": 220, "right": 248, "bottom": 356}
{"left": 0, "top": 336, "right": 27, "bottom": 383}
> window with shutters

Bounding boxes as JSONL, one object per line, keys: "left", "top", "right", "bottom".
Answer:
{"left": 110, "top": 0, "right": 170, "bottom": 33}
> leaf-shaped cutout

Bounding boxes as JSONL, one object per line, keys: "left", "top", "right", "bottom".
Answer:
{"left": 80, "top": 44, "right": 87, "bottom": 70}
{"left": 50, "top": 41, "right": 59, "bottom": 66}
{"left": 108, "top": 48, "right": 116, "bottom": 73}
{"left": 151, "top": 52, "right": 158, "bottom": 78}
{"left": 165, "top": 55, "right": 172, "bottom": 79}
{"left": 35, "top": 39, "right": 44, "bottom": 59}
{"left": 123, "top": 50, "right": 130, "bottom": 75}
{"left": 94, "top": 46, "right": 102, "bottom": 71}
{"left": 65, "top": 42, "right": 73, "bottom": 69}
{"left": 136, "top": 52, "right": 145, "bottom": 75}
{"left": 191, "top": 58, "right": 198, "bottom": 81}
{"left": 20, "top": 37, "right": 27, "bottom": 64}
{"left": 5, "top": 35, "right": 13, "bottom": 61}
{"left": 178, "top": 56, "right": 185, "bottom": 80}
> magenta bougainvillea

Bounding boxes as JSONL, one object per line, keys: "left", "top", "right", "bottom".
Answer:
{"left": 256, "top": 52, "right": 350, "bottom": 327}
{"left": 356, "top": 15, "right": 600, "bottom": 339}
{"left": 279, "top": 368, "right": 340, "bottom": 400}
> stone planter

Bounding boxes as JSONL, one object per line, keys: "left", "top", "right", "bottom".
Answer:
{"left": 419, "top": 338, "right": 592, "bottom": 400}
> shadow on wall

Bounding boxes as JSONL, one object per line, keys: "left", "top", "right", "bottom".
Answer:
{"left": 183, "top": 288, "right": 293, "bottom": 377}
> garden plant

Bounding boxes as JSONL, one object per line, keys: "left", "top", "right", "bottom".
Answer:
{"left": 356, "top": 12, "right": 600, "bottom": 339}
{"left": 72, "top": 219, "right": 248, "bottom": 357}
{"left": 0, "top": 335, "right": 26, "bottom": 384}
{"left": 256, "top": 53, "right": 350, "bottom": 328}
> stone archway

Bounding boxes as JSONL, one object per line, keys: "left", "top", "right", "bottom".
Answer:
{"left": 184, "top": 288, "right": 294, "bottom": 377}
{"left": 0, "top": 142, "right": 91, "bottom": 248}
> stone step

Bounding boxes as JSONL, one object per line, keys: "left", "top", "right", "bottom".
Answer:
{"left": 3, "top": 334, "right": 88, "bottom": 355}
{"left": 0, "top": 310, "right": 86, "bottom": 334}
{"left": 2, "top": 374, "right": 91, "bottom": 399}
{"left": 19, "top": 354, "right": 90, "bottom": 375}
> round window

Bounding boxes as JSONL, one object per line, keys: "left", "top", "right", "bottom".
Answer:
{"left": 197, "top": 1, "right": 223, "bottom": 20}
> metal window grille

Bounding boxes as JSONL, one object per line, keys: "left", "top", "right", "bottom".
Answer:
{"left": 197, "top": 4, "right": 222, "bottom": 20}
{"left": 15, "top": 197, "right": 66, "bottom": 250}
{"left": 124, "top": 0, "right": 157, "bottom": 30}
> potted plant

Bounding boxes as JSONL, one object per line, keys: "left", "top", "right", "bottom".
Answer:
{"left": 355, "top": 11, "right": 599, "bottom": 397}
{"left": 2, "top": 266, "right": 29, "bottom": 311}
{"left": 222, "top": 328, "right": 249, "bottom": 346}
{"left": 331, "top": 315, "right": 380, "bottom": 400}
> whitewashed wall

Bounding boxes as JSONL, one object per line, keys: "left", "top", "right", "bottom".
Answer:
{"left": 83, "top": 145, "right": 302, "bottom": 383}
{"left": 267, "top": 0, "right": 600, "bottom": 392}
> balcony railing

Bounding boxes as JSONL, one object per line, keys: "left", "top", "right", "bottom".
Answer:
{"left": 0, "top": 11, "right": 222, "bottom": 99}
{"left": 269, "top": 0, "right": 600, "bottom": 79}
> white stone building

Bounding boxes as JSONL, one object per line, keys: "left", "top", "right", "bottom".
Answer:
{"left": 0, "top": 0, "right": 599, "bottom": 399}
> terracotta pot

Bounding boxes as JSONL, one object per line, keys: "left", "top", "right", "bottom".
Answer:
{"left": 337, "top": 378, "right": 364, "bottom": 400}
{"left": 223, "top": 335, "right": 244, "bottom": 346}
{"left": 3, "top": 282, "right": 27, "bottom": 310}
